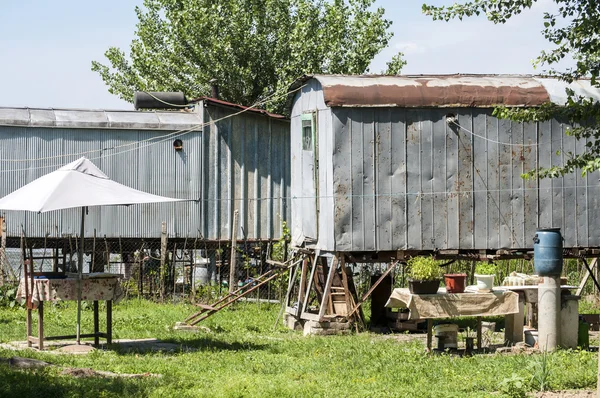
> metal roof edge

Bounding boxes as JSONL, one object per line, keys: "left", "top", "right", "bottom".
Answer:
{"left": 0, "top": 106, "right": 204, "bottom": 130}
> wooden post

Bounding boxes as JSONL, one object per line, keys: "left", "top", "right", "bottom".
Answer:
{"left": 93, "top": 301, "right": 99, "bottom": 346}
{"left": 229, "top": 210, "right": 239, "bottom": 293}
{"left": 38, "top": 302, "right": 44, "bottom": 350}
{"left": 160, "top": 222, "right": 168, "bottom": 301}
{"left": 0, "top": 217, "right": 5, "bottom": 283}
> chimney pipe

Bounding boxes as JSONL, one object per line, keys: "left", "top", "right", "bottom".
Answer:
{"left": 210, "top": 79, "right": 219, "bottom": 100}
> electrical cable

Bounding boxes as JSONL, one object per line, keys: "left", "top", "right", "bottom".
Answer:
{"left": 0, "top": 84, "right": 305, "bottom": 168}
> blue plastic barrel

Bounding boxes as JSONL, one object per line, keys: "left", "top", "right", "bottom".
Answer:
{"left": 533, "top": 228, "right": 563, "bottom": 276}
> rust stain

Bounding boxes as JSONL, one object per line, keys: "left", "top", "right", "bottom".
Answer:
{"left": 321, "top": 78, "right": 551, "bottom": 108}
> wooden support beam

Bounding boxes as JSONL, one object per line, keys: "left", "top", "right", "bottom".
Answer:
{"left": 300, "top": 254, "right": 319, "bottom": 316}
{"left": 346, "top": 261, "right": 398, "bottom": 320}
{"left": 318, "top": 255, "right": 338, "bottom": 320}
{"left": 576, "top": 258, "right": 598, "bottom": 296}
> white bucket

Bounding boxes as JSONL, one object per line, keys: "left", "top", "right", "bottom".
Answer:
{"left": 524, "top": 329, "right": 539, "bottom": 347}
{"left": 434, "top": 323, "right": 459, "bottom": 349}
{"left": 475, "top": 274, "right": 495, "bottom": 292}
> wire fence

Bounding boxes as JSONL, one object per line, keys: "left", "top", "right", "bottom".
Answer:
{"left": 0, "top": 236, "right": 290, "bottom": 304}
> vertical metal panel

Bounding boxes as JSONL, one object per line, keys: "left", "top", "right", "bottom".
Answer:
{"left": 420, "top": 111, "right": 434, "bottom": 250}
{"left": 511, "top": 121, "right": 525, "bottom": 247}
{"left": 390, "top": 109, "right": 407, "bottom": 250}
{"left": 523, "top": 121, "right": 538, "bottom": 246}
{"left": 457, "top": 111, "right": 474, "bottom": 249}
{"left": 485, "top": 114, "right": 500, "bottom": 249}
{"left": 538, "top": 120, "right": 553, "bottom": 229}
{"left": 445, "top": 111, "right": 460, "bottom": 249}
{"left": 472, "top": 111, "right": 488, "bottom": 249}
{"left": 332, "top": 109, "right": 352, "bottom": 251}
{"left": 375, "top": 109, "right": 393, "bottom": 250}
{"left": 405, "top": 110, "right": 421, "bottom": 249}
{"left": 432, "top": 111, "right": 447, "bottom": 249}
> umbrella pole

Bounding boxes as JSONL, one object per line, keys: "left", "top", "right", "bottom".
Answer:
{"left": 76, "top": 207, "right": 85, "bottom": 344}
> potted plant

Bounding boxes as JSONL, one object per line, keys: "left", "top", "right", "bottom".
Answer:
{"left": 474, "top": 262, "right": 497, "bottom": 292}
{"left": 407, "top": 256, "right": 441, "bottom": 294}
{"left": 444, "top": 272, "right": 467, "bottom": 293}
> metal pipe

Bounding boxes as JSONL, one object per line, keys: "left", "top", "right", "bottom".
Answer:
{"left": 76, "top": 206, "right": 86, "bottom": 344}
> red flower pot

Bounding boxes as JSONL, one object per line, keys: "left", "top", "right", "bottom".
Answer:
{"left": 444, "top": 273, "right": 467, "bottom": 293}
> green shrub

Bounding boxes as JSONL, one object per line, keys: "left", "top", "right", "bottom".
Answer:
{"left": 475, "top": 262, "right": 497, "bottom": 276}
{"left": 407, "top": 256, "right": 441, "bottom": 281}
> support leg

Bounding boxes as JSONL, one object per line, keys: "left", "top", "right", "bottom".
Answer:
{"left": 38, "top": 302, "right": 44, "bottom": 351}
{"left": 106, "top": 300, "right": 112, "bottom": 344}
{"left": 476, "top": 317, "right": 482, "bottom": 350}
{"left": 26, "top": 308, "right": 32, "bottom": 348}
{"left": 427, "top": 319, "right": 433, "bottom": 351}
{"left": 505, "top": 293, "right": 525, "bottom": 345}
{"left": 93, "top": 301, "right": 99, "bottom": 346}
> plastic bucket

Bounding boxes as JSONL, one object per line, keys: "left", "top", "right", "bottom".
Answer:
{"left": 533, "top": 228, "right": 563, "bottom": 276}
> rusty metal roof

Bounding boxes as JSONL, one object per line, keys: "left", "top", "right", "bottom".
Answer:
{"left": 289, "top": 74, "right": 600, "bottom": 109}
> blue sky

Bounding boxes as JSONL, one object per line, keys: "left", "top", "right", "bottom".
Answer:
{"left": 0, "top": 0, "right": 561, "bottom": 110}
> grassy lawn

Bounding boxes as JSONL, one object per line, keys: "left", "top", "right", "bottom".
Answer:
{"left": 0, "top": 299, "right": 597, "bottom": 397}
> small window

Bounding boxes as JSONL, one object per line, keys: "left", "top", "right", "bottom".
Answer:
{"left": 302, "top": 118, "right": 313, "bottom": 151}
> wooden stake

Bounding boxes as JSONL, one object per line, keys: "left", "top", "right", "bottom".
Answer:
{"left": 229, "top": 210, "right": 239, "bottom": 293}
{"left": 160, "top": 222, "right": 168, "bottom": 301}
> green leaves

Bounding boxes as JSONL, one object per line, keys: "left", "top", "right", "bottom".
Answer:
{"left": 93, "top": 0, "right": 402, "bottom": 115}
{"left": 423, "top": 0, "right": 600, "bottom": 179}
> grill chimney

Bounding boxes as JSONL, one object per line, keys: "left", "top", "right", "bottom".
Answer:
{"left": 210, "top": 79, "right": 219, "bottom": 100}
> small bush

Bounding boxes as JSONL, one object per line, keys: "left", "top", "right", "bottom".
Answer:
{"left": 475, "top": 262, "right": 497, "bottom": 276}
{"left": 407, "top": 256, "right": 441, "bottom": 281}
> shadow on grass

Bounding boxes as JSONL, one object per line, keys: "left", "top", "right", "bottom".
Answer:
{"left": 109, "top": 336, "right": 269, "bottom": 356}
{"left": 0, "top": 364, "right": 152, "bottom": 398}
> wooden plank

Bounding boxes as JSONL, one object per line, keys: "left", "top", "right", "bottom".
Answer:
{"left": 107, "top": 300, "right": 112, "bottom": 344}
{"left": 476, "top": 317, "right": 482, "bottom": 350}
{"left": 93, "top": 301, "right": 99, "bottom": 346}
{"left": 576, "top": 258, "right": 598, "bottom": 296}
{"left": 318, "top": 256, "right": 338, "bottom": 320}
{"left": 38, "top": 302, "right": 44, "bottom": 350}
{"left": 300, "top": 312, "right": 321, "bottom": 321}
{"left": 427, "top": 319, "right": 433, "bottom": 351}
{"left": 300, "top": 255, "right": 319, "bottom": 316}
{"left": 190, "top": 271, "right": 282, "bottom": 325}
{"left": 346, "top": 261, "right": 398, "bottom": 319}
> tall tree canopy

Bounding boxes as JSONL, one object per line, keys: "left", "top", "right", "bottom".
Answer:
{"left": 92, "top": 0, "right": 403, "bottom": 114}
{"left": 423, "top": 0, "right": 600, "bottom": 178}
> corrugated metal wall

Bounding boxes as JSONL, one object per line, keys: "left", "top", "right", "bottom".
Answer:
{"left": 326, "top": 107, "right": 600, "bottom": 252}
{"left": 0, "top": 104, "right": 290, "bottom": 240}
{"left": 203, "top": 104, "right": 290, "bottom": 241}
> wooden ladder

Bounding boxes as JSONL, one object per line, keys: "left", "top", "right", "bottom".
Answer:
{"left": 184, "top": 259, "right": 295, "bottom": 325}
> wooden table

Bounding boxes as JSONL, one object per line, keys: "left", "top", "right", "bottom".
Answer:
{"left": 17, "top": 276, "right": 122, "bottom": 350}
{"left": 385, "top": 288, "right": 520, "bottom": 350}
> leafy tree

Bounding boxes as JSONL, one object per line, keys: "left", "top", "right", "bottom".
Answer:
{"left": 92, "top": 0, "right": 404, "bottom": 114}
{"left": 423, "top": 0, "right": 600, "bottom": 178}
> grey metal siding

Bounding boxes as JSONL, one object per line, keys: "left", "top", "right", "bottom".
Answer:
{"left": 0, "top": 105, "right": 290, "bottom": 241}
{"left": 203, "top": 104, "right": 290, "bottom": 241}
{"left": 326, "top": 107, "right": 600, "bottom": 252}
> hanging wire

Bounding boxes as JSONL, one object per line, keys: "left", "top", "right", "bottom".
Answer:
{"left": 0, "top": 84, "right": 306, "bottom": 169}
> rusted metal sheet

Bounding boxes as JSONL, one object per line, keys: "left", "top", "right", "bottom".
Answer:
{"left": 290, "top": 75, "right": 600, "bottom": 252}
{"left": 290, "top": 75, "right": 600, "bottom": 109}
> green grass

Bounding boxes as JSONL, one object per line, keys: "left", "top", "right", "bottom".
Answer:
{"left": 0, "top": 300, "right": 597, "bottom": 397}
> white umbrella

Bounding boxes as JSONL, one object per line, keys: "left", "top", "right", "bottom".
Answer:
{"left": 0, "top": 157, "right": 187, "bottom": 343}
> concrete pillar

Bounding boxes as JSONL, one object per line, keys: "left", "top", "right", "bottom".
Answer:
{"left": 560, "top": 295, "right": 580, "bottom": 349}
{"left": 505, "top": 292, "right": 525, "bottom": 345}
{"left": 538, "top": 276, "right": 561, "bottom": 351}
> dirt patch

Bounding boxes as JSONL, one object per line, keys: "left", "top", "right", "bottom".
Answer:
{"left": 534, "top": 390, "right": 595, "bottom": 397}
